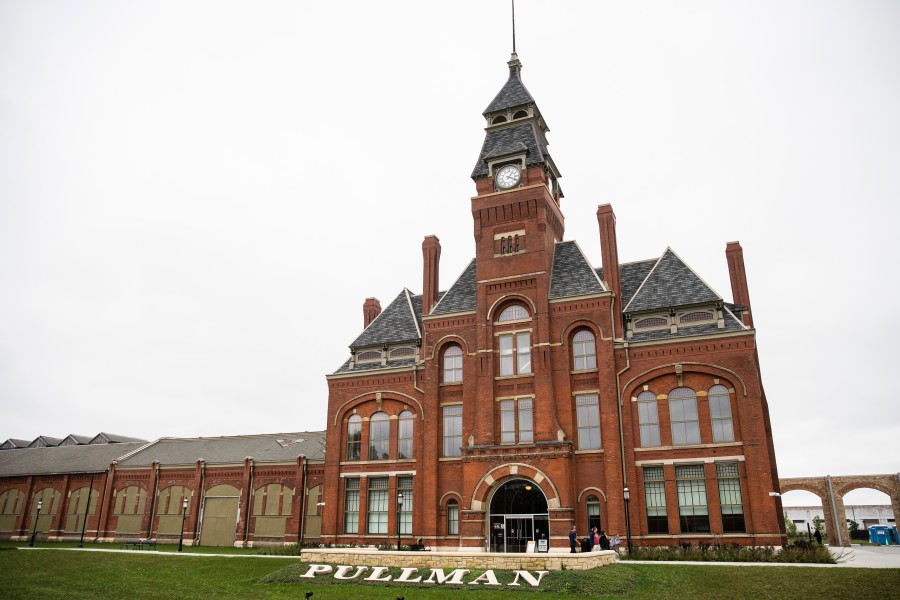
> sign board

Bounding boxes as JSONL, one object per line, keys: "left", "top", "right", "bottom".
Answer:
{"left": 526, "top": 540, "right": 536, "bottom": 553}
{"left": 537, "top": 539, "right": 549, "bottom": 553}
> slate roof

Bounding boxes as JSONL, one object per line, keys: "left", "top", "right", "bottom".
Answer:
{"left": 117, "top": 432, "right": 326, "bottom": 467}
{"left": 472, "top": 123, "right": 548, "bottom": 179}
{"left": 0, "top": 442, "right": 146, "bottom": 476}
{"left": 350, "top": 289, "right": 421, "bottom": 349}
{"left": 0, "top": 439, "right": 31, "bottom": 450}
{"left": 59, "top": 434, "right": 93, "bottom": 446}
{"left": 623, "top": 248, "right": 721, "bottom": 313}
{"left": 335, "top": 357, "right": 418, "bottom": 374}
{"left": 28, "top": 436, "right": 62, "bottom": 448}
{"left": 90, "top": 432, "right": 147, "bottom": 444}
{"left": 431, "top": 259, "right": 477, "bottom": 315}
{"left": 550, "top": 241, "right": 606, "bottom": 299}
{"left": 483, "top": 59, "right": 536, "bottom": 114}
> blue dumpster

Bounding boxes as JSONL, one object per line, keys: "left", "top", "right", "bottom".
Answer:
{"left": 892, "top": 526, "right": 899, "bottom": 545}
{"left": 868, "top": 525, "right": 891, "bottom": 545}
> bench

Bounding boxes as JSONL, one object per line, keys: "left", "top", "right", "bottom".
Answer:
{"left": 123, "top": 539, "right": 157, "bottom": 550}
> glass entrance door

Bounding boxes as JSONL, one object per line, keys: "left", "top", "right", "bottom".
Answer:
{"left": 504, "top": 516, "right": 533, "bottom": 553}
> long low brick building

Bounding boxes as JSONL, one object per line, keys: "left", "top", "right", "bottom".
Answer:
{"left": 0, "top": 432, "right": 325, "bottom": 546}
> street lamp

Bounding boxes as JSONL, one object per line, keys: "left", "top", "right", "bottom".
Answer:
{"left": 178, "top": 497, "right": 188, "bottom": 552}
{"left": 622, "top": 487, "right": 633, "bottom": 555}
{"left": 396, "top": 492, "right": 404, "bottom": 551}
{"left": 29, "top": 500, "right": 43, "bottom": 547}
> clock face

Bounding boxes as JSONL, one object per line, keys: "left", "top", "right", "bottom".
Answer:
{"left": 495, "top": 165, "right": 521, "bottom": 189}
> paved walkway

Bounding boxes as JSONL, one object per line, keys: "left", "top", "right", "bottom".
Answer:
{"left": 19, "top": 544, "right": 900, "bottom": 568}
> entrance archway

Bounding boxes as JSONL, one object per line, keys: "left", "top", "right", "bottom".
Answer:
{"left": 488, "top": 479, "right": 548, "bottom": 553}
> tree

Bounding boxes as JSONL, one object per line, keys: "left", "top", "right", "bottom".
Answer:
{"left": 848, "top": 520, "right": 860, "bottom": 532}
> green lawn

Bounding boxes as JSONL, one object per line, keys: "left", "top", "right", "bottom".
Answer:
{"left": 0, "top": 549, "right": 898, "bottom": 599}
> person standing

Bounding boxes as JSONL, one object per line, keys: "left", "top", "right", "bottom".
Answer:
{"left": 600, "top": 530, "right": 610, "bottom": 551}
{"left": 587, "top": 527, "right": 595, "bottom": 551}
{"left": 814, "top": 528, "right": 823, "bottom": 545}
{"left": 569, "top": 526, "right": 577, "bottom": 553}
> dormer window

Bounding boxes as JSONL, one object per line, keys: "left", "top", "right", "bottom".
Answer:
{"left": 389, "top": 347, "right": 416, "bottom": 359}
{"left": 492, "top": 115, "right": 507, "bottom": 124}
{"left": 513, "top": 109, "right": 528, "bottom": 119}
{"left": 357, "top": 350, "right": 381, "bottom": 362}
{"left": 678, "top": 310, "right": 715, "bottom": 325}
{"left": 634, "top": 316, "right": 668, "bottom": 330}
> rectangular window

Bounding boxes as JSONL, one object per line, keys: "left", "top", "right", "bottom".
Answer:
{"left": 643, "top": 466, "right": 669, "bottom": 534}
{"left": 499, "top": 332, "right": 531, "bottom": 376}
{"left": 398, "top": 476, "right": 413, "bottom": 535}
{"left": 576, "top": 393, "right": 601, "bottom": 450}
{"left": 343, "top": 478, "right": 360, "bottom": 534}
{"left": 716, "top": 462, "right": 745, "bottom": 532}
{"left": 447, "top": 502, "right": 459, "bottom": 535}
{"left": 442, "top": 405, "right": 463, "bottom": 457}
{"left": 367, "top": 477, "right": 389, "bottom": 534}
{"left": 675, "top": 464, "right": 710, "bottom": 533}
{"left": 670, "top": 395, "right": 700, "bottom": 445}
{"left": 637, "top": 392, "right": 661, "bottom": 447}
{"left": 709, "top": 387, "right": 735, "bottom": 443}
{"left": 499, "top": 397, "right": 533, "bottom": 444}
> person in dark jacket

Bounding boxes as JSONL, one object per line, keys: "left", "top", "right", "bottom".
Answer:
{"left": 814, "top": 528, "right": 823, "bottom": 545}
{"left": 599, "top": 531, "right": 610, "bottom": 551}
{"left": 569, "top": 526, "right": 577, "bottom": 553}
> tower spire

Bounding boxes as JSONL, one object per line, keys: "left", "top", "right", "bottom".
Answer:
{"left": 512, "top": 0, "right": 517, "bottom": 54}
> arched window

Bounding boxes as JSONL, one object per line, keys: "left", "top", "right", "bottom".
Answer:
{"left": 708, "top": 385, "right": 734, "bottom": 442}
{"left": 368, "top": 412, "right": 390, "bottom": 460}
{"left": 586, "top": 495, "right": 601, "bottom": 533}
{"left": 346, "top": 414, "right": 362, "bottom": 461}
{"left": 447, "top": 499, "right": 459, "bottom": 535}
{"left": 443, "top": 344, "right": 463, "bottom": 383}
{"left": 498, "top": 303, "right": 529, "bottom": 322}
{"left": 492, "top": 115, "right": 507, "bottom": 124}
{"left": 513, "top": 110, "right": 528, "bottom": 119}
{"left": 669, "top": 387, "right": 700, "bottom": 445}
{"left": 398, "top": 410, "right": 414, "bottom": 459}
{"left": 572, "top": 329, "right": 597, "bottom": 370}
{"left": 637, "top": 391, "right": 660, "bottom": 447}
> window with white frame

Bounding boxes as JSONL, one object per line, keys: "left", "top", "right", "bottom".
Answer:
{"left": 500, "top": 397, "right": 533, "bottom": 444}
{"left": 346, "top": 415, "right": 362, "bottom": 461}
{"left": 366, "top": 477, "right": 389, "bottom": 534}
{"left": 498, "top": 304, "right": 528, "bottom": 322}
{"left": 398, "top": 476, "right": 413, "bottom": 535}
{"left": 708, "top": 385, "right": 734, "bottom": 442}
{"left": 368, "top": 412, "right": 390, "bottom": 460}
{"left": 398, "top": 410, "right": 414, "bottom": 459}
{"left": 442, "top": 405, "right": 462, "bottom": 457}
{"left": 637, "top": 391, "right": 661, "bottom": 447}
{"left": 675, "top": 464, "right": 710, "bottom": 533}
{"left": 572, "top": 329, "right": 597, "bottom": 370}
{"left": 576, "top": 393, "right": 601, "bottom": 450}
{"left": 499, "top": 331, "right": 531, "bottom": 376}
{"left": 447, "top": 499, "right": 459, "bottom": 535}
{"left": 669, "top": 387, "right": 700, "bottom": 445}
{"left": 643, "top": 466, "right": 669, "bottom": 534}
{"left": 343, "top": 478, "right": 360, "bottom": 534}
{"left": 443, "top": 344, "right": 463, "bottom": 383}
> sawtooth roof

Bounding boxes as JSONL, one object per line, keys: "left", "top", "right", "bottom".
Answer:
{"left": 0, "top": 442, "right": 146, "bottom": 476}
{"left": 117, "top": 432, "right": 326, "bottom": 467}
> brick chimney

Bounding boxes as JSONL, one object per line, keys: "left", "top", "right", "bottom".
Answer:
{"left": 363, "top": 297, "right": 381, "bottom": 329}
{"left": 422, "top": 235, "right": 441, "bottom": 315}
{"left": 726, "top": 241, "right": 753, "bottom": 327}
{"left": 597, "top": 204, "right": 622, "bottom": 331}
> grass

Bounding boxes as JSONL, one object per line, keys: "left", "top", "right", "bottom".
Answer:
{"left": 1, "top": 549, "right": 899, "bottom": 599}
{"left": 0, "top": 540, "right": 263, "bottom": 555}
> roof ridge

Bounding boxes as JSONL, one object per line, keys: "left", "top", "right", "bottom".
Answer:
{"left": 622, "top": 251, "right": 665, "bottom": 312}
{"left": 403, "top": 288, "right": 422, "bottom": 339}
{"left": 664, "top": 247, "right": 724, "bottom": 302}
{"left": 569, "top": 239, "right": 607, "bottom": 291}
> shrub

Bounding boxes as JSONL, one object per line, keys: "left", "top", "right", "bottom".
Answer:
{"left": 622, "top": 542, "right": 834, "bottom": 564}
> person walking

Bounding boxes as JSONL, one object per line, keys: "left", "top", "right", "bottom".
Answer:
{"left": 569, "top": 526, "right": 577, "bottom": 553}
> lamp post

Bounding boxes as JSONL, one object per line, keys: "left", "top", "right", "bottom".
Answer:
{"left": 396, "top": 492, "right": 404, "bottom": 551}
{"left": 29, "top": 500, "right": 43, "bottom": 547}
{"left": 623, "top": 487, "right": 633, "bottom": 555}
{"left": 178, "top": 497, "right": 188, "bottom": 552}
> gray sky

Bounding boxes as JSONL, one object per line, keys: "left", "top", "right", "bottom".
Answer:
{"left": 1, "top": 1, "right": 898, "bottom": 505}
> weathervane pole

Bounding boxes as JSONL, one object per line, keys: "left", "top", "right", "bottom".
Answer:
{"left": 512, "top": 0, "right": 516, "bottom": 54}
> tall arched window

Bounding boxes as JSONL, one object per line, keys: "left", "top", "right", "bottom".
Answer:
{"left": 443, "top": 345, "right": 463, "bottom": 383}
{"left": 637, "top": 391, "right": 661, "bottom": 447}
{"left": 346, "top": 414, "right": 362, "bottom": 461}
{"left": 398, "top": 410, "right": 414, "bottom": 459}
{"left": 368, "top": 412, "right": 390, "bottom": 460}
{"left": 572, "top": 329, "right": 597, "bottom": 370}
{"left": 708, "top": 385, "right": 734, "bottom": 442}
{"left": 669, "top": 387, "right": 700, "bottom": 445}
{"left": 586, "top": 495, "right": 601, "bottom": 533}
{"left": 447, "top": 499, "right": 459, "bottom": 535}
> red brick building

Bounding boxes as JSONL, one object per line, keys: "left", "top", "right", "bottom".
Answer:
{"left": 321, "top": 53, "right": 784, "bottom": 551}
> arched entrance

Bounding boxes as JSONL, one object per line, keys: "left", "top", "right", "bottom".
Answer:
{"left": 488, "top": 479, "right": 549, "bottom": 553}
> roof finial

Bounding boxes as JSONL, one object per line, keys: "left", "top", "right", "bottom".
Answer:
{"left": 511, "top": 0, "right": 517, "bottom": 54}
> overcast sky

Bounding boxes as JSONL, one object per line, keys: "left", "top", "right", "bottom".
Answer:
{"left": 1, "top": 1, "right": 898, "bottom": 506}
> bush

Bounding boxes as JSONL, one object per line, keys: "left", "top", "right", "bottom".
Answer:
{"left": 623, "top": 542, "right": 834, "bottom": 564}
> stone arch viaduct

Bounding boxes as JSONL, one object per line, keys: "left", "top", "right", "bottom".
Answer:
{"left": 779, "top": 473, "right": 900, "bottom": 546}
